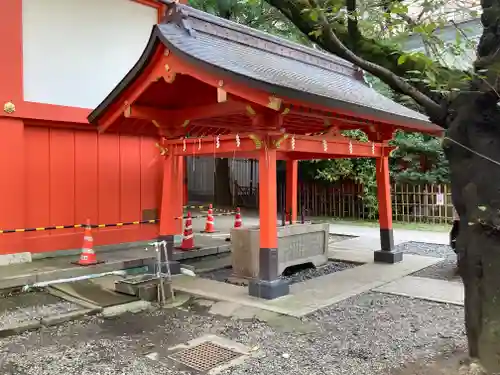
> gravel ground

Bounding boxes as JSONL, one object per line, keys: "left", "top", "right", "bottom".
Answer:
{"left": 199, "top": 233, "right": 358, "bottom": 286}
{"left": 395, "top": 242, "right": 460, "bottom": 282}
{"left": 0, "top": 292, "right": 466, "bottom": 375}
{"left": 0, "top": 291, "right": 81, "bottom": 329}
{"left": 200, "top": 261, "right": 358, "bottom": 286}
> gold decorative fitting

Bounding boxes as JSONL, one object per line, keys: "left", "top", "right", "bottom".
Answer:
{"left": 164, "top": 49, "right": 170, "bottom": 56}
{"left": 152, "top": 120, "right": 160, "bottom": 128}
{"left": 164, "top": 64, "right": 171, "bottom": 72}
{"left": 248, "top": 134, "right": 262, "bottom": 149}
{"left": 3, "top": 101, "right": 15, "bottom": 114}
{"left": 282, "top": 107, "right": 290, "bottom": 116}
{"left": 267, "top": 96, "right": 282, "bottom": 110}
{"left": 123, "top": 106, "right": 131, "bottom": 118}
{"left": 165, "top": 72, "right": 176, "bottom": 83}
{"left": 181, "top": 119, "right": 190, "bottom": 127}
{"left": 274, "top": 134, "right": 289, "bottom": 149}
{"left": 218, "top": 80, "right": 224, "bottom": 87}
{"left": 246, "top": 105, "right": 256, "bottom": 116}
{"left": 217, "top": 88, "right": 227, "bottom": 103}
{"left": 155, "top": 142, "right": 168, "bottom": 156}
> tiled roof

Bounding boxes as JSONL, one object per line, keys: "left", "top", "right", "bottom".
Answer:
{"left": 89, "top": 1, "right": 441, "bottom": 133}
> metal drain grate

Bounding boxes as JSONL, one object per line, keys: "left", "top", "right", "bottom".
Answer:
{"left": 169, "top": 341, "right": 242, "bottom": 371}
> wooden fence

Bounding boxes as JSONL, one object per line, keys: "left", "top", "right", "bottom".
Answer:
{"left": 298, "top": 181, "right": 455, "bottom": 224}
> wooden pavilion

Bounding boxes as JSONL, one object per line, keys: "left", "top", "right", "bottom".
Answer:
{"left": 88, "top": 0, "right": 443, "bottom": 299}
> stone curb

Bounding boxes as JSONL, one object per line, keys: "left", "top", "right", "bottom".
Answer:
{"left": 173, "top": 244, "right": 230, "bottom": 261}
{"left": 40, "top": 308, "right": 101, "bottom": 327}
{"left": 0, "top": 320, "right": 42, "bottom": 338}
{"left": 0, "top": 308, "right": 102, "bottom": 339}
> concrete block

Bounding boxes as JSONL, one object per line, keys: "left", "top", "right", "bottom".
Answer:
{"left": 0, "top": 252, "right": 32, "bottom": 266}
{"left": 231, "top": 223, "right": 329, "bottom": 279}
{"left": 101, "top": 300, "right": 153, "bottom": 318}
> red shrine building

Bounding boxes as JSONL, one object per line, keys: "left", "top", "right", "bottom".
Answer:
{"left": 0, "top": 0, "right": 170, "bottom": 262}
{"left": 0, "top": 0, "right": 442, "bottom": 288}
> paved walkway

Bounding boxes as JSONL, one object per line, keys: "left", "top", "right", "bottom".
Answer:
{"left": 328, "top": 223, "right": 449, "bottom": 245}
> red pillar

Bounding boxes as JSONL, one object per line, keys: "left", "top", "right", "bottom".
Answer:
{"left": 0, "top": 118, "right": 24, "bottom": 255}
{"left": 158, "top": 153, "right": 180, "bottom": 273}
{"left": 248, "top": 146, "right": 289, "bottom": 299}
{"left": 374, "top": 156, "right": 402, "bottom": 263}
{"left": 183, "top": 157, "right": 188, "bottom": 206}
{"left": 174, "top": 155, "right": 184, "bottom": 235}
{"left": 286, "top": 160, "right": 298, "bottom": 224}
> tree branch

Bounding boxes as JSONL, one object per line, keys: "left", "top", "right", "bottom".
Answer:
{"left": 308, "top": 0, "right": 444, "bottom": 121}
{"left": 264, "top": 0, "right": 468, "bottom": 126}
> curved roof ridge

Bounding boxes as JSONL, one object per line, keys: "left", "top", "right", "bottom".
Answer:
{"left": 164, "top": 2, "right": 362, "bottom": 81}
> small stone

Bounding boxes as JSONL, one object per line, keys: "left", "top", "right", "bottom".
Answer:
{"left": 282, "top": 353, "right": 290, "bottom": 359}
{"left": 145, "top": 352, "right": 159, "bottom": 361}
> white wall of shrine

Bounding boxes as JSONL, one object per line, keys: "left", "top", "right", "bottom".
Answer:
{"left": 22, "top": 0, "right": 157, "bottom": 109}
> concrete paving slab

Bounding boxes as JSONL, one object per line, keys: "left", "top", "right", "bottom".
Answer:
{"left": 51, "top": 280, "right": 138, "bottom": 308}
{"left": 328, "top": 223, "right": 449, "bottom": 245}
{"left": 328, "top": 248, "right": 374, "bottom": 264}
{"left": 172, "top": 253, "right": 443, "bottom": 318}
{"left": 373, "top": 276, "right": 464, "bottom": 306}
{"left": 209, "top": 301, "right": 241, "bottom": 317}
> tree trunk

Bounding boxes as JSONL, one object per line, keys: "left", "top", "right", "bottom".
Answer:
{"left": 214, "top": 158, "right": 232, "bottom": 207}
{"left": 445, "top": 91, "right": 500, "bottom": 374}
{"left": 443, "top": 2, "right": 500, "bottom": 373}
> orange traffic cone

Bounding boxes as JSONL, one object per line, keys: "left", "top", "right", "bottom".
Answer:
{"left": 176, "top": 212, "right": 199, "bottom": 251}
{"left": 201, "top": 204, "right": 218, "bottom": 233}
{"left": 233, "top": 207, "right": 242, "bottom": 228}
{"left": 74, "top": 219, "right": 101, "bottom": 266}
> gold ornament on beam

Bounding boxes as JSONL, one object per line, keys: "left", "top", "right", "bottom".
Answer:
{"left": 155, "top": 142, "right": 167, "bottom": 156}
{"left": 152, "top": 120, "right": 160, "bottom": 128}
{"left": 3, "top": 101, "right": 15, "bottom": 114}
{"left": 267, "top": 96, "right": 282, "bottom": 110}
{"left": 248, "top": 134, "right": 262, "bottom": 149}
{"left": 217, "top": 80, "right": 227, "bottom": 103}
{"left": 274, "top": 134, "right": 289, "bottom": 149}
{"left": 246, "top": 105, "right": 256, "bottom": 116}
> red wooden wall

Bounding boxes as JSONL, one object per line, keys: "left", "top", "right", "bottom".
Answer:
{"left": 0, "top": 122, "right": 162, "bottom": 255}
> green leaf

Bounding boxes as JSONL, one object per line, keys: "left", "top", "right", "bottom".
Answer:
{"left": 397, "top": 55, "right": 407, "bottom": 65}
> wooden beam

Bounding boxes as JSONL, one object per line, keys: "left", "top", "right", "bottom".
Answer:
{"left": 272, "top": 134, "right": 394, "bottom": 158}
{"left": 97, "top": 47, "right": 168, "bottom": 133}
{"left": 124, "top": 101, "right": 248, "bottom": 124}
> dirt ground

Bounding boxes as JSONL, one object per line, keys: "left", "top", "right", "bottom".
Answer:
{"left": 390, "top": 350, "right": 474, "bottom": 375}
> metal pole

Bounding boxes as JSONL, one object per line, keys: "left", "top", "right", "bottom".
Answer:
{"left": 161, "top": 240, "right": 175, "bottom": 301}
{"left": 154, "top": 241, "right": 166, "bottom": 305}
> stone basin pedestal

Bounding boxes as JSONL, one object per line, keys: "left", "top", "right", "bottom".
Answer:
{"left": 230, "top": 223, "right": 329, "bottom": 280}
